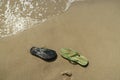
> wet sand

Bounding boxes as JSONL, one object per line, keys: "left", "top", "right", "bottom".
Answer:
{"left": 0, "top": 0, "right": 120, "bottom": 80}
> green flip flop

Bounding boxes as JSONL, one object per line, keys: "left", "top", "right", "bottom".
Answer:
{"left": 60, "top": 48, "right": 89, "bottom": 67}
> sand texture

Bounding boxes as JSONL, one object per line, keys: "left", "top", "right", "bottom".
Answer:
{"left": 0, "top": 0, "right": 120, "bottom": 80}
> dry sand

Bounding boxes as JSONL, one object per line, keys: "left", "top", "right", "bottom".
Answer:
{"left": 0, "top": 0, "right": 120, "bottom": 80}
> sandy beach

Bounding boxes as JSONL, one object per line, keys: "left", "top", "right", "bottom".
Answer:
{"left": 0, "top": 0, "right": 120, "bottom": 80}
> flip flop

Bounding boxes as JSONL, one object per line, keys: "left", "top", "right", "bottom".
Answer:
{"left": 60, "top": 48, "right": 89, "bottom": 67}
{"left": 30, "top": 47, "right": 57, "bottom": 61}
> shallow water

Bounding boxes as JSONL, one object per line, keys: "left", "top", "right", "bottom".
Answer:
{"left": 0, "top": 0, "right": 81, "bottom": 38}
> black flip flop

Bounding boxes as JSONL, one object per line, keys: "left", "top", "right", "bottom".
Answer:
{"left": 30, "top": 47, "right": 57, "bottom": 61}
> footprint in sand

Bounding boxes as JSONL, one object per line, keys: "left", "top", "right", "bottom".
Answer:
{"left": 61, "top": 71, "right": 72, "bottom": 80}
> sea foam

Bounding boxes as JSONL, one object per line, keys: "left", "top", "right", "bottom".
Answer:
{"left": 0, "top": 0, "right": 83, "bottom": 38}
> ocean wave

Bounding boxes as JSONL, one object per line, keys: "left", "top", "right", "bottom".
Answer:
{"left": 0, "top": 0, "right": 82, "bottom": 38}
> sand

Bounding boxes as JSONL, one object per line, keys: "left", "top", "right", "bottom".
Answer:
{"left": 0, "top": 0, "right": 120, "bottom": 80}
